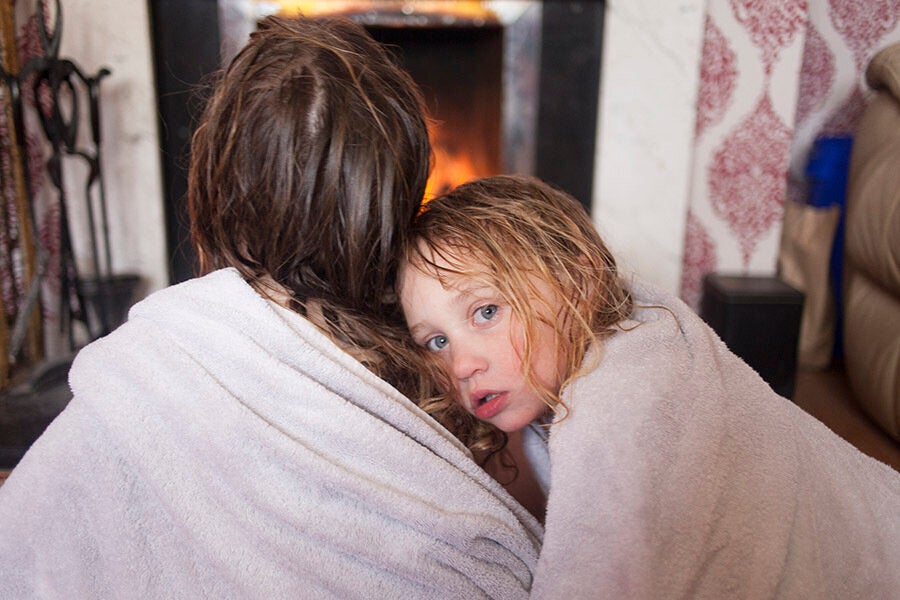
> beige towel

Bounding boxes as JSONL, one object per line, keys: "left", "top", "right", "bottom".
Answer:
{"left": 0, "top": 268, "right": 542, "bottom": 599}
{"left": 532, "top": 278, "right": 900, "bottom": 599}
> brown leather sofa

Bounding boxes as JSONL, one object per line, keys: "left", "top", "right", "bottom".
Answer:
{"left": 843, "top": 42, "right": 900, "bottom": 442}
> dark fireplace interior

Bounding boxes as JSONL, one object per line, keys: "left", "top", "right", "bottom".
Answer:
{"left": 149, "top": 1, "right": 604, "bottom": 284}
{"left": 367, "top": 24, "right": 504, "bottom": 199}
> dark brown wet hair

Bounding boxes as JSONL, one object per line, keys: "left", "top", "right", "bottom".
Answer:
{"left": 188, "top": 15, "right": 432, "bottom": 391}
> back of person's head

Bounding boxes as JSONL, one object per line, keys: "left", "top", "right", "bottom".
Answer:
{"left": 188, "top": 17, "right": 430, "bottom": 322}
{"left": 188, "top": 15, "right": 431, "bottom": 388}
{"left": 404, "top": 174, "right": 632, "bottom": 450}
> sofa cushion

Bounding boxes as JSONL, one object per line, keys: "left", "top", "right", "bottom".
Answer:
{"left": 843, "top": 43, "right": 900, "bottom": 441}
{"left": 845, "top": 93, "right": 900, "bottom": 297}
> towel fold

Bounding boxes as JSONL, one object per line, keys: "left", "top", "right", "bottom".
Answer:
{"left": 0, "top": 268, "right": 542, "bottom": 599}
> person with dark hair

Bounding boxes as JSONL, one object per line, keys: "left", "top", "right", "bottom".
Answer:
{"left": 0, "top": 16, "right": 541, "bottom": 598}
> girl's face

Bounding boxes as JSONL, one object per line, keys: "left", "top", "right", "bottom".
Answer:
{"left": 400, "top": 250, "right": 562, "bottom": 433}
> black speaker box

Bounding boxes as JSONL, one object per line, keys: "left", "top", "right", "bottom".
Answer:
{"left": 700, "top": 274, "right": 804, "bottom": 398}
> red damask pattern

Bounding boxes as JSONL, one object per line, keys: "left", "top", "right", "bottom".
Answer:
{"left": 822, "top": 85, "right": 868, "bottom": 135}
{"left": 795, "top": 24, "right": 836, "bottom": 126}
{"left": 786, "top": 175, "right": 808, "bottom": 206}
{"left": 679, "top": 210, "right": 718, "bottom": 309}
{"left": 24, "top": 132, "right": 43, "bottom": 200}
{"left": 829, "top": 0, "right": 900, "bottom": 69}
{"left": 0, "top": 11, "right": 44, "bottom": 321}
{"left": 37, "top": 200, "right": 61, "bottom": 320}
{"left": 0, "top": 118, "right": 17, "bottom": 310}
{"left": 17, "top": 10, "right": 43, "bottom": 57}
{"left": 696, "top": 16, "right": 738, "bottom": 139}
{"left": 0, "top": 5, "right": 63, "bottom": 334}
{"left": 708, "top": 94, "right": 792, "bottom": 265}
{"left": 730, "top": 0, "right": 808, "bottom": 72}
{"left": 18, "top": 14, "right": 55, "bottom": 121}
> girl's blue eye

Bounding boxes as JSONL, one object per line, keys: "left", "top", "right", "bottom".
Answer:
{"left": 425, "top": 335, "right": 449, "bottom": 351}
{"left": 474, "top": 304, "right": 498, "bottom": 324}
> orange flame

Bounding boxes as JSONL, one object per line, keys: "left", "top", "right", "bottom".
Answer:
{"left": 425, "top": 122, "right": 484, "bottom": 202}
{"left": 267, "top": 1, "right": 496, "bottom": 20}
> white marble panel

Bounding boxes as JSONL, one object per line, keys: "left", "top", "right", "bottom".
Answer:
{"left": 61, "top": 0, "right": 168, "bottom": 294}
{"left": 592, "top": 0, "right": 706, "bottom": 293}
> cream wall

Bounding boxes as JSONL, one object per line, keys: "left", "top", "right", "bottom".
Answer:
{"left": 60, "top": 0, "right": 168, "bottom": 294}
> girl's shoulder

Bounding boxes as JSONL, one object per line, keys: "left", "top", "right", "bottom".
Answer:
{"left": 561, "top": 278, "right": 714, "bottom": 416}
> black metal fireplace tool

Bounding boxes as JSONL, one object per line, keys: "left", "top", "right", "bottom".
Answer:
{"left": 3, "top": 0, "right": 138, "bottom": 366}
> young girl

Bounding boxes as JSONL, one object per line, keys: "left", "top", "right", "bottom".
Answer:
{"left": 400, "top": 174, "right": 900, "bottom": 599}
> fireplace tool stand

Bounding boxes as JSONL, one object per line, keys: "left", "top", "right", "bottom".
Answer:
{"left": 1, "top": 0, "right": 139, "bottom": 468}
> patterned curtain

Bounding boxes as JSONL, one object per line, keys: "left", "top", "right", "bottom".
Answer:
{"left": 680, "top": 0, "right": 900, "bottom": 308}
{"left": 0, "top": 0, "right": 54, "bottom": 389}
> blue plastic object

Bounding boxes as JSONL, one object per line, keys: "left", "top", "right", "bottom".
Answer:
{"left": 804, "top": 135, "right": 854, "bottom": 360}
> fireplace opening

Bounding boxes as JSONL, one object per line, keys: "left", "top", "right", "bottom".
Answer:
{"left": 152, "top": 1, "right": 603, "bottom": 283}
{"left": 366, "top": 24, "right": 504, "bottom": 199}
{"left": 218, "top": 0, "right": 543, "bottom": 206}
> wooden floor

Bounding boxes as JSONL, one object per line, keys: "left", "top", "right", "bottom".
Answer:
{"left": 792, "top": 364, "right": 900, "bottom": 471}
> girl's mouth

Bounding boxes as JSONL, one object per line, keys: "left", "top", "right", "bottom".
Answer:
{"left": 477, "top": 393, "right": 498, "bottom": 407}
{"left": 474, "top": 392, "right": 506, "bottom": 420}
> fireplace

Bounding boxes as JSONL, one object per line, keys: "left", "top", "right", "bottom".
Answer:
{"left": 366, "top": 23, "right": 506, "bottom": 200}
{"left": 151, "top": 0, "right": 604, "bottom": 282}
{"left": 220, "top": 0, "right": 543, "bottom": 202}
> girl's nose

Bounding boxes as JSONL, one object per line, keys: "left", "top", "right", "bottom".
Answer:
{"left": 451, "top": 346, "right": 487, "bottom": 381}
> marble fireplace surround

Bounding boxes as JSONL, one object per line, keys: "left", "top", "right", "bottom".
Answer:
{"left": 594, "top": 1, "right": 706, "bottom": 294}
{"left": 219, "top": 0, "right": 705, "bottom": 295}
{"left": 47, "top": 0, "right": 710, "bottom": 310}
{"left": 221, "top": 1, "right": 540, "bottom": 182}
{"left": 219, "top": 1, "right": 605, "bottom": 211}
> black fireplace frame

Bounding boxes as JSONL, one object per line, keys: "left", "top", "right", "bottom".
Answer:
{"left": 149, "top": 1, "right": 603, "bottom": 284}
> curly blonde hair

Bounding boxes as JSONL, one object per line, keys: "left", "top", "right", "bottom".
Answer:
{"left": 401, "top": 174, "right": 633, "bottom": 453}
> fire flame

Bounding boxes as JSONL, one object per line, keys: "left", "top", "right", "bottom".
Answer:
{"left": 425, "top": 122, "right": 484, "bottom": 202}
{"left": 266, "top": 1, "right": 496, "bottom": 20}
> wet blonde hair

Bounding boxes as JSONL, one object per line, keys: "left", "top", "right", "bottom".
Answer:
{"left": 402, "top": 174, "right": 633, "bottom": 452}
